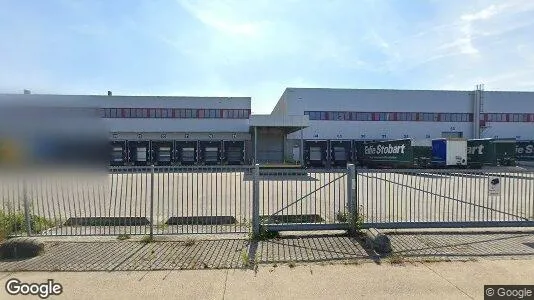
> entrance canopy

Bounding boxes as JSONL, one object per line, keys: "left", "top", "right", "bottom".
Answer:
{"left": 249, "top": 115, "right": 309, "bottom": 164}
{"left": 249, "top": 115, "right": 309, "bottom": 133}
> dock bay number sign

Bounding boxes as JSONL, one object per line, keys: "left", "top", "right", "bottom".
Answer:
{"left": 488, "top": 177, "right": 501, "bottom": 196}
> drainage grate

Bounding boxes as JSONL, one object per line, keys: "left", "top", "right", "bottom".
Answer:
{"left": 165, "top": 216, "right": 237, "bottom": 225}
{"left": 64, "top": 217, "right": 151, "bottom": 226}
{"left": 260, "top": 214, "right": 324, "bottom": 224}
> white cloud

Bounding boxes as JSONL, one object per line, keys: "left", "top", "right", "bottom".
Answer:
{"left": 177, "top": 0, "right": 266, "bottom": 38}
{"left": 461, "top": 4, "right": 502, "bottom": 21}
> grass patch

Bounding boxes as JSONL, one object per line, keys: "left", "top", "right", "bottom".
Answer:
{"left": 0, "top": 210, "right": 55, "bottom": 241}
{"left": 249, "top": 227, "right": 280, "bottom": 241}
{"left": 117, "top": 234, "right": 131, "bottom": 241}
{"left": 421, "top": 257, "right": 451, "bottom": 263}
{"left": 140, "top": 235, "right": 155, "bottom": 244}
{"left": 183, "top": 238, "right": 196, "bottom": 247}
{"left": 336, "top": 205, "right": 365, "bottom": 234}
{"left": 240, "top": 249, "right": 259, "bottom": 272}
{"left": 386, "top": 252, "right": 405, "bottom": 265}
{"left": 241, "top": 249, "right": 251, "bottom": 267}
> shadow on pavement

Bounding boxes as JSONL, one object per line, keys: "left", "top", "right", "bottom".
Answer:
{"left": 388, "top": 231, "right": 534, "bottom": 259}
{"left": 1, "top": 231, "right": 533, "bottom": 272}
{"left": 0, "top": 234, "right": 375, "bottom": 272}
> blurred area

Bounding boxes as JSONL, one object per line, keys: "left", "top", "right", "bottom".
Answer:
{"left": 0, "top": 96, "right": 109, "bottom": 173}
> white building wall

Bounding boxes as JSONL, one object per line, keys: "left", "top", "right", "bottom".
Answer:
{"left": 281, "top": 88, "right": 534, "bottom": 141}
{"left": 103, "top": 118, "right": 249, "bottom": 133}
{"left": 283, "top": 88, "right": 472, "bottom": 115}
{"left": 292, "top": 121, "right": 472, "bottom": 140}
{"left": 482, "top": 91, "right": 534, "bottom": 140}
{"left": 483, "top": 91, "right": 533, "bottom": 112}
{"left": 0, "top": 94, "right": 252, "bottom": 134}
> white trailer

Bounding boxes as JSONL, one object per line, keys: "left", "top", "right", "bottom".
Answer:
{"left": 431, "top": 138, "right": 468, "bottom": 167}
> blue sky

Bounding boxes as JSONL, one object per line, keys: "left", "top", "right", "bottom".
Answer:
{"left": 1, "top": 0, "right": 533, "bottom": 113}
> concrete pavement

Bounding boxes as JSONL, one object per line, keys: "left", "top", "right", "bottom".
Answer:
{"left": 2, "top": 231, "right": 534, "bottom": 272}
{"left": 1, "top": 259, "right": 534, "bottom": 300}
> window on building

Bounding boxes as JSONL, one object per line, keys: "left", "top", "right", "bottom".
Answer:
{"left": 320, "top": 112, "right": 327, "bottom": 120}
{"left": 124, "top": 108, "right": 131, "bottom": 118}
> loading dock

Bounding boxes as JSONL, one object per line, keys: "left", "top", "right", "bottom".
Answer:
{"left": 223, "top": 140, "right": 245, "bottom": 165}
{"left": 199, "top": 141, "right": 222, "bottom": 165}
{"left": 176, "top": 141, "right": 198, "bottom": 165}
{"left": 329, "top": 140, "right": 352, "bottom": 167}
{"left": 110, "top": 141, "right": 127, "bottom": 166}
{"left": 151, "top": 141, "right": 173, "bottom": 166}
{"left": 305, "top": 140, "right": 328, "bottom": 167}
{"left": 128, "top": 141, "right": 151, "bottom": 166}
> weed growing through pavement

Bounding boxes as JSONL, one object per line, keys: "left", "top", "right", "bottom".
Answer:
{"left": 140, "top": 235, "right": 155, "bottom": 244}
{"left": 183, "top": 238, "right": 196, "bottom": 247}
{"left": 117, "top": 234, "right": 130, "bottom": 241}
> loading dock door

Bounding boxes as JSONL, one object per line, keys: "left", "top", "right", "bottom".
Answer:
{"left": 310, "top": 147, "right": 322, "bottom": 161}
{"left": 112, "top": 146, "right": 124, "bottom": 163}
{"left": 204, "top": 147, "right": 219, "bottom": 164}
{"left": 256, "top": 129, "right": 284, "bottom": 163}
{"left": 333, "top": 147, "right": 346, "bottom": 161}
{"left": 182, "top": 147, "right": 196, "bottom": 164}
{"left": 137, "top": 147, "right": 147, "bottom": 162}
{"left": 110, "top": 141, "right": 126, "bottom": 166}
{"left": 158, "top": 146, "right": 171, "bottom": 163}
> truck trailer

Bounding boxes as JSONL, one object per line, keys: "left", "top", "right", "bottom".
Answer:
{"left": 516, "top": 140, "right": 534, "bottom": 162}
{"left": 431, "top": 138, "right": 468, "bottom": 168}
{"left": 467, "top": 138, "right": 516, "bottom": 168}
{"left": 361, "top": 139, "right": 432, "bottom": 169}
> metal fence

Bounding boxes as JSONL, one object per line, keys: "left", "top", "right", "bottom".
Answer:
{"left": 0, "top": 166, "right": 253, "bottom": 237}
{"left": 358, "top": 169, "right": 534, "bottom": 229}
{"left": 2, "top": 165, "right": 534, "bottom": 238}
{"left": 258, "top": 167, "right": 352, "bottom": 232}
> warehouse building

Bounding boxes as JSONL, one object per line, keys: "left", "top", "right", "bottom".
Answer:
{"left": 275, "top": 87, "right": 534, "bottom": 166}
{"left": 0, "top": 86, "right": 533, "bottom": 166}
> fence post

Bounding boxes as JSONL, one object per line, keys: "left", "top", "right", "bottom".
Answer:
{"left": 150, "top": 165, "right": 155, "bottom": 238}
{"left": 22, "top": 177, "right": 32, "bottom": 236}
{"left": 347, "top": 164, "right": 357, "bottom": 233}
{"left": 252, "top": 164, "right": 260, "bottom": 237}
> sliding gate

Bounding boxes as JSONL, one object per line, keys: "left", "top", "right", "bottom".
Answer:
{"left": 257, "top": 167, "right": 354, "bottom": 232}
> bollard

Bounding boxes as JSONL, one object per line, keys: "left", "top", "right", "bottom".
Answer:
{"left": 150, "top": 164, "right": 155, "bottom": 238}
{"left": 252, "top": 164, "right": 260, "bottom": 237}
{"left": 346, "top": 164, "right": 357, "bottom": 233}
